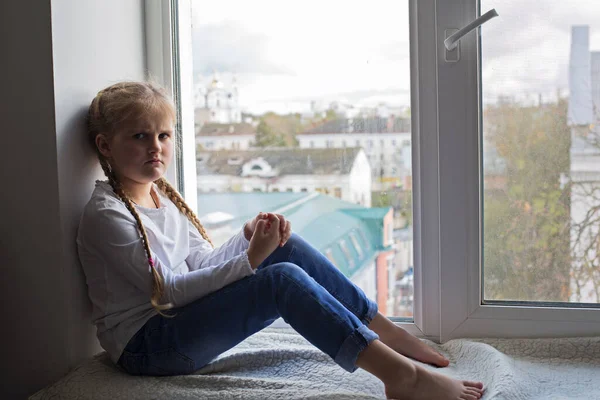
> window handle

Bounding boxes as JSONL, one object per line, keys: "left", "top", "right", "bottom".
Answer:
{"left": 444, "top": 9, "right": 499, "bottom": 51}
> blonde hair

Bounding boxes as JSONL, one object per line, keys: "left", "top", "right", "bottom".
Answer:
{"left": 87, "top": 81, "right": 214, "bottom": 317}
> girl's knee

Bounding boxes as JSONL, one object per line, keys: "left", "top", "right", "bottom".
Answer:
{"left": 263, "top": 262, "right": 306, "bottom": 281}
{"left": 285, "top": 232, "right": 302, "bottom": 247}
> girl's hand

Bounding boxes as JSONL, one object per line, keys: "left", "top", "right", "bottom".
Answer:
{"left": 270, "top": 213, "right": 292, "bottom": 247}
{"left": 244, "top": 212, "right": 270, "bottom": 240}
{"left": 247, "top": 217, "right": 281, "bottom": 269}
{"left": 245, "top": 213, "right": 292, "bottom": 247}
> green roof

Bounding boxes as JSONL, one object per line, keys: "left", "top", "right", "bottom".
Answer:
{"left": 197, "top": 191, "right": 307, "bottom": 226}
{"left": 197, "top": 192, "right": 391, "bottom": 277}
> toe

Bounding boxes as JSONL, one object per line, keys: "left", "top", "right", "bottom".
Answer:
{"left": 461, "top": 394, "right": 478, "bottom": 400}
{"left": 463, "top": 381, "right": 484, "bottom": 389}
{"left": 466, "top": 388, "right": 482, "bottom": 398}
{"left": 437, "top": 356, "right": 450, "bottom": 367}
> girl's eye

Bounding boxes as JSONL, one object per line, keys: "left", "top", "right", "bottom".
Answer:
{"left": 133, "top": 133, "right": 146, "bottom": 139}
{"left": 159, "top": 133, "right": 171, "bottom": 139}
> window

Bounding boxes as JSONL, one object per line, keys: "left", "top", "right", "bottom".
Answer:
{"left": 430, "top": 0, "right": 600, "bottom": 339}
{"left": 160, "top": 0, "right": 600, "bottom": 340}
{"left": 325, "top": 248, "right": 337, "bottom": 266}
{"left": 338, "top": 239, "right": 355, "bottom": 268}
{"left": 349, "top": 232, "right": 363, "bottom": 259}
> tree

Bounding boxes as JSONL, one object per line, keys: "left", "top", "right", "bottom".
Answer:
{"left": 483, "top": 98, "right": 571, "bottom": 301}
{"left": 255, "top": 120, "right": 286, "bottom": 147}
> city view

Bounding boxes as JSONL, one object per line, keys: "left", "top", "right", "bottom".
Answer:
{"left": 190, "top": 0, "right": 600, "bottom": 320}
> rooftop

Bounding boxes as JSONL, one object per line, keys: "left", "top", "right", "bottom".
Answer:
{"left": 197, "top": 147, "right": 363, "bottom": 176}
{"left": 198, "top": 122, "right": 256, "bottom": 136}
{"left": 197, "top": 192, "right": 392, "bottom": 277}
{"left": 300, "top": 117, "right": 411, "bottom": 135}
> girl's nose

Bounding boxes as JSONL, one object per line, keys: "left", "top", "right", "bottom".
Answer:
{"left": 149, "top": 136, "right": 161, "bottom": 152}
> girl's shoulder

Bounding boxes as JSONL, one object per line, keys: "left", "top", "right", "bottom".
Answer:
{"left": 80, "top": 181, "right": 132, "bottom": 223}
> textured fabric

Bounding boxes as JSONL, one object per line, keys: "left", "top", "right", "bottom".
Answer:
{"left": 30, "top": 328, "right": 600, "bottom": 400}
{"left": 76, "top": 180, "right": 253, "bottom": 363}
{"left": 118, "top": 234, "right": 379, "bottom": 375}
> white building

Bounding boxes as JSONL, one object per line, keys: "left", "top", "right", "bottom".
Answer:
{"left": 568, "top": 25, "right": 600, "bottom": 303}
{"left": 196, "top": 122, "right": 256, "bottom": 150}
{"left": 194, "top": 73, "right": 242, "bottom": 125}
{"left": 296, "top": 117, "right": 412, "bottom": 191}
{"left": 196, "top": 147, "right": 372, "bottom": 207}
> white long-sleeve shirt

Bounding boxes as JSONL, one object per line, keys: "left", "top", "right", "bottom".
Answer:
{"left": 76, "top": 181, "right": 254, "bottom": 363}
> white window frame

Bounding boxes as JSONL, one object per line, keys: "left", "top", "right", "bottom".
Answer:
{"left": 145, "top": 0, "right": 600, "bottom": 343}
{"left": 144, "top": 0, "right": 431, "bottom": 339}
{"left": 145, "top": 0, "right": 198, "bottom": 214}
{"left": 436, "top": 0, "right": 600, "bottom": 340}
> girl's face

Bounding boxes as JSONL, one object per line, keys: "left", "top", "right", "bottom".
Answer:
{"left": 97, "top": 112, "right": 174, "bottom": 186}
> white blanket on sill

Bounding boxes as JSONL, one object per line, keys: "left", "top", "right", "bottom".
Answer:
{"left": 30, "top": 327, "right": 600, "bottom": 400}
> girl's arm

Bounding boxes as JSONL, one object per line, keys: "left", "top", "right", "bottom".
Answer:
{"left": 80, "top": 207, "right": 255, "bottom": 308}
{"left": 185, "top": 220, "right": 251, "bottom": 272}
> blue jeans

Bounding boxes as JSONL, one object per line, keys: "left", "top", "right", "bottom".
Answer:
{"left": 118, "top": 233, "right": 379, "bottom": 376}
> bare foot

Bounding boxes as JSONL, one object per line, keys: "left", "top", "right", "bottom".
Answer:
{"left": 368, "top": 313, "right": 449, "bottom": 367}
{"left": 388, "top": 327, "right": 450, "bottom": 367}
{"left": 386, "top": 365, "right": 485, "bottom": 400}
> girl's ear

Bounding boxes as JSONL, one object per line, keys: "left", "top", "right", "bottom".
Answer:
{"left": 95, "top": 133, "right": 112, "bottom": 158}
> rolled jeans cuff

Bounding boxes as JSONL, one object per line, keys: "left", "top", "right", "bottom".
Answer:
{"left": 363, "top": 298, "right": 378, "bottom": 325}
{"left": 334, "top": 325, "right": 379, "bottom": 373}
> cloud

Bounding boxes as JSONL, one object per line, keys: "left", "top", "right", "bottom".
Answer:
{"left": 191, "top": 20, "right": 294, "bottom": 76}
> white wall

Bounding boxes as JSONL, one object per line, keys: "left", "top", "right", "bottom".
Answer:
{"left": 0, "top": 1, "right": 146, "bottom": 398}
{"left": 297, "top": 132, "right": 411, "bottom": 190}
{"left": 197, "top": 135, "right": 254, "bottom": 150}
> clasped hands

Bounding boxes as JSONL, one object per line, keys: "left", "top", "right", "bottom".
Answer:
{"left": 244, "top": 212, "right": 292, "bottom": 247}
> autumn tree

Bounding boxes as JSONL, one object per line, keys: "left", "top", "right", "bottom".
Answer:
{"left": 255, "top": 120, "right": 286, "bottom": 147}
{"left": 483, "top": 98, "right": 571, "bottom": 301}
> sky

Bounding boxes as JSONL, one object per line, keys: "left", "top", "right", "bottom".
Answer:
{"left": 190, "top": 0, "right": 600, "bottom": 114}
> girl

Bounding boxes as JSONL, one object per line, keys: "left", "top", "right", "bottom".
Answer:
{"left": 77, "top": 81, "right": 485, "bottom": 400}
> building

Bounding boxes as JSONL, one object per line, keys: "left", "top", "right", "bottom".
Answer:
{"left": 196, "top": 191, "right": 396, "bottom": 314}
{"left": 194, "top": 73, "right": 242, "bottom": 125}
{"left": 196, "top": 122, "right": 256, "bottom": 150}
{"left": 196, "top": 147, "right": 372, "bottom": 207}
{"left": 297, "top": 117, "right": 412, "bottom": 191}
{"left": 568, "top": 25, "right": 600, "bottom": 303}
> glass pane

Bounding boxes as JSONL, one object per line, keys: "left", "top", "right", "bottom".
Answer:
{"left": 190, "top": 0, "right": 414, "bottom": 317}
{"left": 482, "top": 0, "right": 600, "bottom": 304}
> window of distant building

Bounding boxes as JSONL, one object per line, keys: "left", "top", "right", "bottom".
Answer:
{"left": 325, "top": 248, "right": 337, "bottom": 267}
{"left": 339, "top": 239, "right": 355, "bottom": 267}
{"left": 350, "top": 232, "right": 363, "bottom": 259}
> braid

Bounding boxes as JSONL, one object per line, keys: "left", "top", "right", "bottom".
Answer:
{"left": 154, "top": 177, "right": 214, "bottom": 248}
{"left": 99, "top": 159, "right": 175, "bottom": 318}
